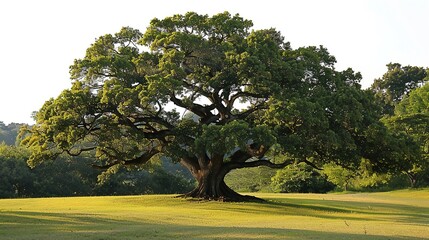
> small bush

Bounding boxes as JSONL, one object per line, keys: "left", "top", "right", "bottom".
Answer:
{"left": 271, "top": 163, "right": 334, "bottom": 193}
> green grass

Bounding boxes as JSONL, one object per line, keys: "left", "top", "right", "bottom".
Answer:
{"left": 1, "top": 189, "right": 428, "bottom": 239}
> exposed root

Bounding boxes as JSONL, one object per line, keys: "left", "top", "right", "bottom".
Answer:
{"left": 176, "top": 191, "right": 265, "bottom": 203}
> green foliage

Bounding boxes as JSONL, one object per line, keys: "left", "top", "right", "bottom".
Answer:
{"left": 0, "top": 143, "right": 33, "bottom": 197}
{"left": 359, "top": 122, "right": 418, "bottom": 173}
{"left": 264, "top": 55, "right": 388, "bottom": 171}
{"left": 0, "top": 122, "right": 23, "bottom": 146}
{"left": 0, "top": 143, "right": 98, "bottom": 198}
{"left": 31, "top": 156, "right": 96, "bottom": 197}
{"left": 323, "top": 161, "right": 393, "bottom": 191}
{"left": 94, "top": 166, "right": 194, "bottom": 195}
{"left": 194, "top": 121, "right": 275, "bottom": 157}
{"left": 322, "top": 163, "right": 354, "bottom": 191}
{"left": 94, "top": 157, "right": 194, "bottom": 195}
{"left": 383, "top": 83, "right": 429, "bottom": 187}
{"left": 371, "top": 63, "right": 428, "bottom": 115}
{"left": 225, "top": 167, "right": 276, "bottom": 192}
{"left": 270, "top": 163, "right": 334, "bottom": 193}
{"left": 0, "top": 141, "right": 194, "bottom": 198}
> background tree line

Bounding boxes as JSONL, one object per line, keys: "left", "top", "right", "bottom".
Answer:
{"left": 1, "top": 124, "right": 194, "bottom": 198}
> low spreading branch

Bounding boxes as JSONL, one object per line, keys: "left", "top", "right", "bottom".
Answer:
{"left": 92, "top": 148, "right": 160, "bottom": 170}
{"left": 65, "top": 146, "right": 97, "bottom": 156}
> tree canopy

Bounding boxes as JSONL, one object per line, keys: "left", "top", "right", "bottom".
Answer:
{"left": 371, "top": 63, "right": 428, "bottom": 115}
{"left": 21, "top": 12, "right": 397, "bottom": 201}
{"left": 383, "top": 83, "right": 429, "bottom": 187}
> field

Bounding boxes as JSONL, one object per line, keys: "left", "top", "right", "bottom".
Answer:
{"left": 1, "top": 190, "right": 428, "bottom": 239}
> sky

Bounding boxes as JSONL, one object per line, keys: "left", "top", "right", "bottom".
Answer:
{"left": 0, "top": 0, "right": 428, "bottom": 124}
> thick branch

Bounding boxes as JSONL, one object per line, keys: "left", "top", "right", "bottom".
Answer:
{"left": 133, "top": 116, "right": 175, "bottom": 129}
{"left": 93, "top": 148, "right": 160, "bottom": 170}
{"left": 181, "top": 78, "right": 213, "bottom": 100}
{"left": 231, "top": 159, "right": 294, "bottom": 169}
{"left": 65, "top": 146, "right": 97, "bottom": 157}
{"left": 232, "top": 103, "right": 267, "bottom": 120}
{"left": 111, "top": 107, "right": 173, "bottom": 140}
{"left": 227, "top": 91, "right": 266, "bottom": 111}
{"left": 179, "top": 156, "right": 200, "bottom": 178}
{"left": 211, "top": 88, "right": 228, "bottom": 116}
{"left": 170, "top": 95, "right": 216, "bottom": 119}
{"left": 246, "top": 143, "right": 269, "bottom": 159}
{"left": 229, "top": 150, "right": 252, "bottom": 163}
{"left": 229, "top": 144, "right": 269, "bottom": 163}
{"left": 78, "top": 113, "right": 103, "bottom": 132}
{"left": 299, "top": 158, "right": 323, "bottom": 170}
{"left": 219, "top": 158, "right": 295, "bottom": 180}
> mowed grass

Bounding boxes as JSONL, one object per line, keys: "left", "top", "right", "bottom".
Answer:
{"left": 1, "top": 190, "right": 429, "bottom": 240}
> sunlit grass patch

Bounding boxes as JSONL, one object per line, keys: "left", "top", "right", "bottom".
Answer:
{"left": 0, "top": 190, "right": 428, "bottom": 239}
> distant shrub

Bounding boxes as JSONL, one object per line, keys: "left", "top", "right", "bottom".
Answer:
{"left": 271, "top": 163, "right": 334, "bottom": 193}
{"left": 322, "top": 160, "right": 403, "bottom": 192}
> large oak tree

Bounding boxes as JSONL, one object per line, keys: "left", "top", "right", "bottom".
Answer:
{"left": 22, "top": 12, "right": 391, "bottom": 201}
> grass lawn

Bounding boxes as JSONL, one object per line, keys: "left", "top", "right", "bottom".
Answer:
{"left": 0, "top": 189, "right": 428, "bottom": 239}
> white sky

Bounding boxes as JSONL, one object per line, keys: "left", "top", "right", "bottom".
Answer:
{"left": 0, "top": 0, "right": 428, "bottom": 124}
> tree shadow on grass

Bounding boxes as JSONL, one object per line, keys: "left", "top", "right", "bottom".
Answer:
{"left": 168, "top": 225, "right": 428, "bottom": 240}
{"left": 263, "top": 198, "right": 429, "bottom": 225}
{"left": 198, "top": 196, "right": 429, "bottom": 225}
{"left": 0, "top": 210, "right": 427, "bottom": 240}
{"left": 0, "top": 210, "right": 118, "bottom": 226}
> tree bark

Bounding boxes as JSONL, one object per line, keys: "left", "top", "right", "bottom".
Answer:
{"left": 180, "top": 157, "right": 263, "bottom": 202}
{"left": 178, "top": 154, "right": 295, "bottom": 202}
{"left": 406, "top": 172, "right": 417, "bottom": 188}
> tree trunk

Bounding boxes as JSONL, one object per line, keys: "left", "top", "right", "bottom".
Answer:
{"left": 406, "top": 172, "right": 417, "bottom": 188}
{"left": 180, "top": 158, "right": 262, "bottom": 202}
